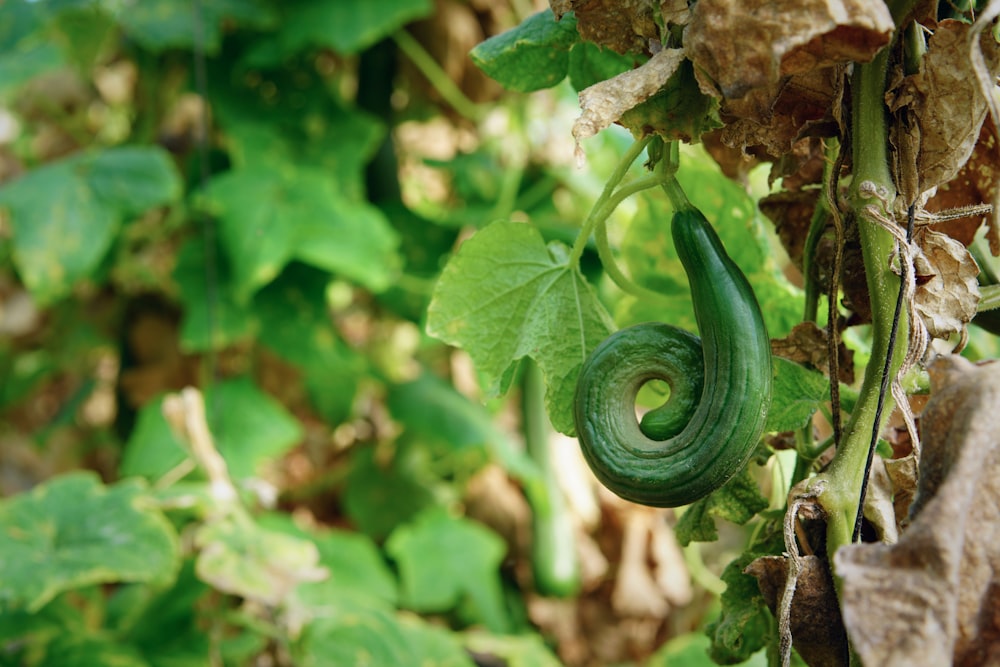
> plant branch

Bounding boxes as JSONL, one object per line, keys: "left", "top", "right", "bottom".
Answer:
{"left": 812, "top": 45, "right": 908, "bottom": 562}
{"left": 569, "top": 136, "right": 654, "bottom": 266}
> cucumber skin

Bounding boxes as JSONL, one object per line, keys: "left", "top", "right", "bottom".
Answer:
{"left": 574, "top": 207, "right": 772, "bottom": 507}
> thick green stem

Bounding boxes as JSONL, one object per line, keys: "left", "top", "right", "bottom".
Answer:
{"left": 817, "top": 47, "right": 908, "bottom": 558}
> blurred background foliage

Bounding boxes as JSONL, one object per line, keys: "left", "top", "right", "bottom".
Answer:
{"left": 0, "top": 1, "right": 774, "bottom": 665}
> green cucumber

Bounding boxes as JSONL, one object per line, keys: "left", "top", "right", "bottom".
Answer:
{"left": 573, "top": 206, "right": 772, "bottom": 507}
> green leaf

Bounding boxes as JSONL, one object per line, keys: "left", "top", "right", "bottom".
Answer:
{"left": 766, "top": 358, "right": 830, "bottom": 432}
{"left": 296, "top": 607, "right": 412, "bottom": 667}
{"left": 2, "top": 161, "right": 110, "bottom": 303}
{"left": 118, "top": 0, "right": 277, "bottom": 53}
{"left": 675, "top": 465, "right": 769, "bottom": 546}
{"left": 426, "top": 221, "right": 614, "bottom": 435}
{"left": 0, "top": 472, "right": 179, "bottom": 612}
{"left": 205, "top": 378, "right": 304, "bottom": 481}
{"left": 204, "top": 165, "right": 400, "bottom": 298}
{"left": 212, "top": 85, "right": 384, "bottom": 203}
{"left": 567, "top": 41, "right": 639, "bottom": 91}
{"left": 649, "top": 633, "right": 769, "bottom": 667}
{"left": 254, "top": 263, "right": 364, "bottom": 424}
{"left": 194, "top": 516, "right": 324, "bottom": 606}
{"left": 120, "top": 379, "right": 302, "bottom": 482}
{"left": 388, "top": 373, "right": 516, "bottom": 460}
{"left": 88, "top": 147, "right": 183, "bottom": 217}
{"left": 0, "top": 147, "right": 180, "bottom": 304}
{"left": 38, "top": 635, "right": 149, "bottom": 667}
{"left": 386, "top": 509, "right": 510, "bottom": 633}
{"left": 268, "top": 0, "right": 433, "bottom": 57}
{"left": 462, "top": 632, "right": 563, "bottom": 667}
{"left": 470, "top": 9, "right": 579, "bottom": 92}
{"left": 107, "top": 561, "right": 211, "bottom": 667}
{"left": 343, "top": 445, "right": 436, "bottom": 541}
{"left": 0, "top": 3, "right": 62, "bottom": 95}
{"left": 119, "top": 396, "right": 189, "bottom": 480}
{"left": 173, "top": 237, "right": 256, "bottom": 351}
{"left": 706, "top": 546, "right": 780, "bottom": 663}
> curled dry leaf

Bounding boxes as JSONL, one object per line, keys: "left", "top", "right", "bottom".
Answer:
{"left": 572, "top": 47, "right": 685, "bottom": 148}
{"left": 718, "top": 67, "right": 845, "bottom": 160}
{"left": 927, "top": 117, "right": 1000, "bottom": 252}
{"left": 759, "top": 188, "right": 822, "bottom": 270}
{"left": 886, "top": 20, "right": 1000, "bottom": 200}
{"left": 685, "top": 0, "right": 892, "bottom": 100}
{"left": 549, "top": 0, "right": 660, "bottom": 54}
{"left": 835, "top": 355, "right": 1000, "bottom": 667}
{"left": 745, "top": 555, "right": 848, "bottom": 667}
{"left": 771, "top": 321, "right": 855, "bottom": 385}
{"left": 912, "top": 228, "right": 980, "bottom": 339}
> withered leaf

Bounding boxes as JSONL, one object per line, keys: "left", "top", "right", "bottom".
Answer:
{"left": 685, "top": 0, "right": 892, "bottom": 100}
{"left": 717, "top": 65, "right": 844, "bottom": 160}
{"left": 927, "top": 117, "right": 1000, "bottom": 252}
{"left": 549, "top": 0, "right": 659, "bottom": 54}
{"left": 886, "top": 20, "right": 1000, "bottom": 197}
{"left": 835, "top": 356, "right": 1000, "bottom": 667}
{"left": 912, "top": 228, "right": 980, "bottom": 339}
{"left": 759, "top": 188, "right": 821, "bottom": 269}
{"left": 771, "top": 321, "right": 855, "bottom": 385}
{"left": 745, "top": 555, "right": 848, "bottom": 667}
{"left": 573, "top": 47, "right": 684, "bottom": 146}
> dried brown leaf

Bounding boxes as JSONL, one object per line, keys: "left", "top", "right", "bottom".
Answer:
{"left": 745, "top": 555, "right": 849, "bottom": 666}
{"left": 550, "top": 0, "right": 659, "bottom": 54}
{"left": 771, "top": 321, "right": 855, "bottom": 385}
{"left": 718, "top": 67, "right": 844, "bottom": 159}
{"left": 685, "top": 0, "right": 892, "bottom": 100}
{"left": 886, "top": 20, "right": 1000, "bottom": 197}
{"left": 835, "top": 355, "right": 1000, "bottom": 666}
{"left": 759, "top": 189, "right": 822, "bottom": 270}
{"left": 912, "top": 228, "right": 981, "bottom": 339}
{"left": 927, "top": 116, "right": 1000, "bottom": 251}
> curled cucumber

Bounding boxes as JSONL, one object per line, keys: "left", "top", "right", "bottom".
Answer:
{"left": 574, "top": 206, "right": 772, "bottom": 507}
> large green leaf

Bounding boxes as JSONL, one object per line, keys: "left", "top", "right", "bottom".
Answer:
{"left": 0, "top": 147, "right": 180, "bottom": 304}
{"left": 470, "top": 9, "right": 579, "bottom": 92}
{"left": 269, "top": 0, "right": 433, "bottom": 57}
{"left": 426, "top": 221, "right": 614, "bottom": 435}
{"left": 386, "top": 509, "right": 509, "bottom": 633}
{"left": 203, "top": 165, "right": 400, "bottom": 298}
{"left": 0, "top": 473, "right": 179, "bottom": 612}
{"left": 118, "top": 0, "right": 277, "bottom": 53}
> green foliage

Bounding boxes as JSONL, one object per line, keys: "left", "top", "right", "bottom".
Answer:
{"left": 427, "top": 221, "right": 614, "bottom": 435}
{"left": 470, "top": 10, "right": 580, "bottom": 93}
{"left": 674, "top": 465, "right": 770, "bottom": 546}
{"left": 386, "top": 508, "right": 510, "bottom": 633}
{"left": 0, "top": 473, "right": 179, "bottom": 612}
{"left": 0, "top": 146, "right": 181, "bottom": 304}
{"left": 766, "top": 358, "right": 831, "bottom": 432}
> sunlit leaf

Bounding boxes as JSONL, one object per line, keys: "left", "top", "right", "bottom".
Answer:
{"left": 471, "top": 9, "right": 579, "bottom": 92}
{"left": 427, "top": 221, "right": 614, "bottom": 435}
